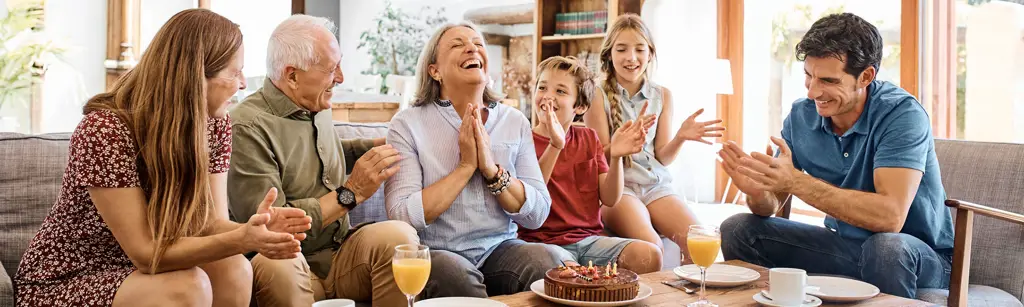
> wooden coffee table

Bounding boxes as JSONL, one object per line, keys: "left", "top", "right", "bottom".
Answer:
{"left": 490, "top": 260, "right": 933, "bottom": 306}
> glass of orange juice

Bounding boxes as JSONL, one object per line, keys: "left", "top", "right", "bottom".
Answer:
{"left": 687, "top": 225, "right": 721, "bottom": 307}
{"left": 393, "top": 244, "right": 431, "bottom": 307}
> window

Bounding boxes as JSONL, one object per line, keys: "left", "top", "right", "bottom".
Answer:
{"left": 954, "top": 0, "right": 1024, "bottom": 143}
{"left": 742, "top": 0, "right": 903, "bottom": 153}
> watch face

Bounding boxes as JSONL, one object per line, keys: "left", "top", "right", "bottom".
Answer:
{"left": 339, "top": 189, "right": 355, "bottom": 205}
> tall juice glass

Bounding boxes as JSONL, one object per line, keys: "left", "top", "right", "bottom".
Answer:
{"left": 687, "top": 225, "right": 721, "bottom": 307}
{"left": 393, "top": 244, "right": 431, "bottom": 307}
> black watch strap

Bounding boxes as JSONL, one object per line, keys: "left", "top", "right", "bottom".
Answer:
{"left": 336, "top": 185, "right": 358, "bottom": 210}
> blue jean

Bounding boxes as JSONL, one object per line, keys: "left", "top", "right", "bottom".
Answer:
{"left": 720, "top": 214, "right": 952, "bottom": 299}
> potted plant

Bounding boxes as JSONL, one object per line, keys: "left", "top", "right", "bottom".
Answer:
{"left": 357, "top": 0, "right": 447, "bottom": 94}
{"left": 0, "top": 0, "right": 67, "bottom": 132}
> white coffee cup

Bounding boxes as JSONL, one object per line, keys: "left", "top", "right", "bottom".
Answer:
{"left": 769, "top": 268, "right": 807, "bottom": 306}
{"left": 312, "top": 299, "right": 356, "bottom": 307}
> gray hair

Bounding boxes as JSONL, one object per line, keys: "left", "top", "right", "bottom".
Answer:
{"left": 266, "top": 15, "right": 338, "bottom": 80}
{"left": 412, "top": 21, "right": 503, "bottom": 107}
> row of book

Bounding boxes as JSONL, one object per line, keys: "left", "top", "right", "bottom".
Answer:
{"left": 554, "top": 11, "right": 608, "bottom": 36}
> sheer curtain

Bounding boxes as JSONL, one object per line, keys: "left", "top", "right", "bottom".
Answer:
{"left": 641, "top": 0, "right": 720, "bottom": 203}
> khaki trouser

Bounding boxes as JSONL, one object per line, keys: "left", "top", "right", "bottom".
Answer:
{"left": 250, "top": 221, "right": 419, "bottom": 307}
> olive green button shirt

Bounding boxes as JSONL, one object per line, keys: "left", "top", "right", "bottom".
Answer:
{"left": 227, "top": 78, "right": 374, "bottom": 278}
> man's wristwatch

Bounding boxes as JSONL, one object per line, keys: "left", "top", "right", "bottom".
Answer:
{"left": 336, "top": 185, "right": 358, "bottom": 211}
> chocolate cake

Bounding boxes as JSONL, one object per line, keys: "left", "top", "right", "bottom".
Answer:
{"left": 543, "top": 262, "right": 639, "bottom": 302}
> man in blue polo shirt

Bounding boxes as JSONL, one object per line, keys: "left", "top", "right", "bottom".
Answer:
{"left": 717, "top": 12, "right": 953, "bottom": 299}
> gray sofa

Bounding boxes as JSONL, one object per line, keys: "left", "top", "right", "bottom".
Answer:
{"left": 0, "top": 121, "right": 680, "bottom": 306}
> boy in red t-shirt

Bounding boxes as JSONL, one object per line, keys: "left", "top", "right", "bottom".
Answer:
{"left": 519, "top": 56, "right": 663, "bottom": 273}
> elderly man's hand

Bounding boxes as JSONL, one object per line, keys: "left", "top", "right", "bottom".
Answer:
{"left": 343, "top": 144, "right": 401, "bottom": 204}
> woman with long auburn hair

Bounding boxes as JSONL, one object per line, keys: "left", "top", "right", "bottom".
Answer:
{"left": 15, "top": 9, "right": 311, "bottom": 307}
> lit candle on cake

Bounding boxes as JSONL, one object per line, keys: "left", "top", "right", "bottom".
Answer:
{"left": 613, "top": 263, "right": 618, "bottom": 275}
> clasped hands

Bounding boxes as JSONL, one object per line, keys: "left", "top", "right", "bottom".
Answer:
{"left": 458, "top": 103, "right": 501, "bottom": 180}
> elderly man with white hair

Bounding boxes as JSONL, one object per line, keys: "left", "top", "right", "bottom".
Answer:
{"left": 227, "top": 15, "right": 477, "bottom": 306}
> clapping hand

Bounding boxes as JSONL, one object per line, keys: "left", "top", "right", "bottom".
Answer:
{"left": 609, "top": 119, "right": 646, "bottom": 158}
{"left": 257, "top": 188, "right": 312, "bottom": 241}
{"left": 241, "top": 188, "right": 302, "bottom": 259}
{"left": 675, "top": 108, "right": 724, "bottom": 145}
{"left": 536, "top": 97, "right": 566, "bottom": 150}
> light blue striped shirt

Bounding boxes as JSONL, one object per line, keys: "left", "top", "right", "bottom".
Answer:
{"left": 385, "top": 101, "right": 552, "bottom": 266}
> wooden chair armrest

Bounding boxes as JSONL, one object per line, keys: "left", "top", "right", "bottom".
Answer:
{"left": 945, "top": 199, "right": 1024, "bottom": 225}
{"left": 944, "top": 199, "right": 1024, "bottom": 307}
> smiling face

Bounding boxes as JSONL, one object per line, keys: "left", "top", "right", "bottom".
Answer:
{"left": 288, "top": 29, "right": 343, "bottom": 113}
{"left": 429, "top": 26, "right": 488, "bottom": 88}
{"left": 534, "top": 68, "right": 586, "bottom": 126}
{"left": 205, "top": 45, "right": 246, "bottom": 117}
{"left": 610, "top": 29, "right": 652, "bottom": 84}
{"left": 803, "top": 55, "right": 873, "bottom": 119}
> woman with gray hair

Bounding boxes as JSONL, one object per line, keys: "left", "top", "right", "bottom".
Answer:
{"left": 385, "top": 22, "right": 567, "bottom": 296}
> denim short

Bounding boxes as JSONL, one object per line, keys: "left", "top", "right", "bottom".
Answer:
{"left": 555, "top": 236, "right": 636, "bottom": 266}
{"left": 623, "top": 182, "right": 676, "bottom": 206}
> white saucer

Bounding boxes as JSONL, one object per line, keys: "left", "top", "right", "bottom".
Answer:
{"left": 674, "top": 264, "right": 761, "bottom": 287}
{"left": 415, "top": 297, "right": 508, "bottom": 307}
{"left": 752, "top": 291, "right": 822, "bottom": 307}
{"left": 529, "top": 280, "right": 653, "bottom": 307}
{"left": 806, "top": 276, "right": 880, "bottom": 302}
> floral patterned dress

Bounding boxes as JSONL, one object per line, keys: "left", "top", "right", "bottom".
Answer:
{"left": 15, "top": 110, "right": 232, "bottom": 307}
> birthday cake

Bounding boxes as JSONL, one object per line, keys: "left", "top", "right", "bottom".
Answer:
{"left": 543, "top": 261, "right": 639, "bottom": 302}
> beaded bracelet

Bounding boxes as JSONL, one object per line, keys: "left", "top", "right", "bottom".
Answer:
{"left": 487, "top": 166, "right": 511, "bottom": 195}
{"left": 486, "top": 164, "right": 505, "bottom": 186}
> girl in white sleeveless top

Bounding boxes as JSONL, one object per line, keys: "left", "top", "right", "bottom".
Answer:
{"left": 583, "top": 14, "right": 725, "bottom": 258}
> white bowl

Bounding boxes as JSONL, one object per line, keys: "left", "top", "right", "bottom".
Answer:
{"left": 312, "top": 299, "right": 356, "bottom": 307}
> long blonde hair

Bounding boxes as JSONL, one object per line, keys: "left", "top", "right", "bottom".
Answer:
{"left": 599, "top": 14, "right": 656, "bottom": 167}
{"left": 412, "top": 21, "right": 503, "bottom": 107}
{"left": 83, "top": 9, "right": 242, "bottom": 272}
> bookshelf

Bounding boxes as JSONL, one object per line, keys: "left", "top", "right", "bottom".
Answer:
{"left": 533, "top": 0, "right": 645, "bottom": 75}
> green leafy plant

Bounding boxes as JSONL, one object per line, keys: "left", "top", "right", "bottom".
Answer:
{"left": 357, "top": 0, "right": 447, "bottom": 94}
{"left": 0, "top": 0, "right": 66, "bottom": 112}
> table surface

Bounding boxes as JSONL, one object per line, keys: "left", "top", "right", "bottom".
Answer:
{"left": 489, "top": 260, "right": 934, "bottom": 307}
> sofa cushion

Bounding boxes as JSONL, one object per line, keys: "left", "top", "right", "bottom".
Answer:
{"left": 918, "top": 285, "right": 1023, "bottom": 307}
{"left": 332, "top": 122, "right": 390, "bottom": 226}
{"left": 935, "top": 139, "right": 1024, "bottom": 302}
{"left": 0, "top": 261, "right": 12, "bottom": 307}
{"left": 0, "top": 132, "right": 71, "bottom": 280}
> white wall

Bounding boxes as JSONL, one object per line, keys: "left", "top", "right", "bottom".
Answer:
{"left": 307, "top": 0, "right": 340, "bottom": 25}
{"left": 643, "top": 0, "right": 719, "bottom": 203}
{"left": 37, "top": 0, "right": 106, "bottom": 133}
{"left": 212, "top": 0, "right": 291, "bottom": 80}
{"left": 140, "top": 0, "right": 194, "bottom": 53}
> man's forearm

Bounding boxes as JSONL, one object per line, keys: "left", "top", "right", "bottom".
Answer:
{"left": 317, "top": 191, "right": 350, "bottom": 230}
{"left": 788, "top": 173, "right": 903, "bottom": 233}
{"left": 745, "top": 190, "right": 783, "bottom": 217}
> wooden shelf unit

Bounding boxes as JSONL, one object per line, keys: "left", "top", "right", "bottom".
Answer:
{"left": 532, "top": 0, "right": 645, "bottom": 73}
